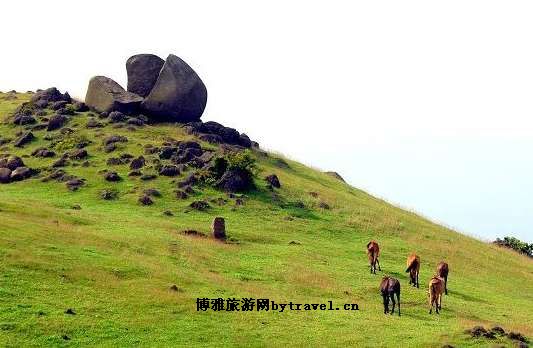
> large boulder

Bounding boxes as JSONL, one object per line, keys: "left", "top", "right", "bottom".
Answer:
{"left": 126, "top": 54, "right": 165, "bottom": 97}
{"left": 85, "top": 76, "right": 143, "bottom": 114}
{"left": 142, "top": 54, "right": 207, "bottom": 122}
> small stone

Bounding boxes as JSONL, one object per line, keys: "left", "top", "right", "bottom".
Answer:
{"left": 138, "top": 195, "right": 153, "bottom": 205}
{"left": 104, "top": 172, "right": 121, "bottom": 182}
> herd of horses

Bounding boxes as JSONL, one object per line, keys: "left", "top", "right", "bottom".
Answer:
{"left": 366, "top": 240, "right": 450, "bottom": 316}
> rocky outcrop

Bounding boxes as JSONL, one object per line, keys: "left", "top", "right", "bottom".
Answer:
{"left": 126, "top": 54, "right": 165, "bottom": 97}
{"left": 141, "top": 54, "right": 207, "bottom": 122}
{"left": 212, "top": 217, "right": 226, "bottom": 240}
{"left": 85, "top": 76, "right": 143, "bottom": 114}
{"left": 185, "top": 121, "right": 252, "bottom": 148}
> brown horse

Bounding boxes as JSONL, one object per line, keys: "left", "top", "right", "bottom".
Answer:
{"left": 366, "top": 241, "right": 381, "bottom": 274}
{"left": 405, "top": 253, "right": 420, "bottom": 288}
{"left": 380, "top": 276, "right": 401, "bottom": 316}
{"left": 428, "top": 276, "right": 444, "bottom": 314}
{"left": 436, "top": 261, "right": 449, "bottom": 295}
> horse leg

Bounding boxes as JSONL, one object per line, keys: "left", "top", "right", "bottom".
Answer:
{"left": 397, "top": 292, "right": 401, "bottom": 316}
{"left": 391, "top": 295, "right": 395, "bottom": 314}
{"left": 444, "top": 276, "right": 448, "bottom": 295}
{"left": 376, "top": 258, "right": 381, "bottom": 271}
{"left": 416, "top": 271, "right": 419, "bottom": 288}
{"left": 382, "top": 294, "right": 388, "bottom": 314}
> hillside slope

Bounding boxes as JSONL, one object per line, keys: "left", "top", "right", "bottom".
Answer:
{"left": 0, "top": 92, "right": 532, "bottom": 347}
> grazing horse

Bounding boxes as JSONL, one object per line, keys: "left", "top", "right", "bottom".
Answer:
{"left": 380, "top": 276, "right": 401, "bottom": 316}
{"left": 366, "top": 240, "right": 381, "bottom": 274}
{"left": 436, "top": 261, "right": 449, "bottom": 295}
{"left": 428, "top": 276, "right": 444, "bottom": 314}
{"left": 405, "top": 253, "right": 420, "bottom": 288}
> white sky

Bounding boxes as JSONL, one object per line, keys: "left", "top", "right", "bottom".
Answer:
{"left": 1, "top": 1, "right": 532, "bottom": 242}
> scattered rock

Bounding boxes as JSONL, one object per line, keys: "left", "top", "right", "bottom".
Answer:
{"left": 104, "top": 171, "right": 121, "bottom": 182}
{"left": 265, "top": 174, "right": 280, "bottom": 188}
{"left": 31, "top": 88, "right": 71, "bottom": 105}
{"left": 14, "top": 131, "right": 34, "bottom": 147}
{"left": 142, "top": 54, "right": 207, "bottom": 122}
{"left": 104, "top": 135, "right": 128, "bottom": 146}
{"left": 13, "top": 114, "right": 36, "bottom": 126}
{"left": 128, "top": 170, "right": 142, "bottom": 177}
{"left": 130, "top": 156, "right": 145, "bottom": 170}
{"left": 73, "top": 101, "right": 89, "bottom": 112}
{"left": 52, "top": 157, "right": 68, "bottom": 168}
{"left": 175, "top": 190, "right": 188, "bottom": 199}
{"left": 127, "top": 117, "right": 144, "bottom": 126}
{"left": 4, "top": 156, "right": 25, "bottom": 170}
{"left": 0, "top": 168, "right": 12, "bottom": 183}
{"left": 64, "top": 308, "right": 76, "bottom": 315}
{"left": 50, "top": 100, "right": 69, "bottom": 110}
{"left": 216, "top": 169, "right": 254, "bottom": 193}
{"left": 10, "top": 167, "right": 32, "bottom": 181}
{"left": 143, "top": 188, "right": 161, "bottom": 197}
{"left": 159, "top": 165, "right": 180, "bottom": 177}
{"left": 66, "top": 179, "right": 84, "bottom": 191}
{"left": 31, "top": 148, "right": 56, "bottom": 158}
{"left": 289, "top": 240, "right": 302, "bottom": 245}
{"left": 189, "top": 200, "right": 210, "bottom": 211}
{"left": 70, "top": 149, "right": 88, "bottom": 160}
{"left": 108, "top": 111, "right": 127, "bottom": 123}
{"left": 126, "top": 54, "right": 165, "bottom": 97}
{"left": 309, "top": 191, "right": 319, "bottom": 198}
{"left": 71, "top": 204, "right": 82, "bottom": 210}
{"left": 47, "top": 114, "right": 68, "bottom": 131}
{"left": 85, "top": 76, "right": 143, "bottom": 114}
{"left": 469, "top": 326, "right": 487, "bottom": 337}
{"left": 491, "top": 326, "right": 505, "bottom": 336}
{"left": 138, "top": 195, "right": 153, "bottom": 205}
{"left": 212, "top": 217, "right": 226, "bottom": 240}
{"left": 100, "top": 189, "right": 118, "bottom": 200}
{"left": 508, "top": 332, "right": 528, "bottom": 343}
{"left": 318, "top": 201, "right": 330, "bottom": 210}
{"left": 140, "top": 174, "right": 157, "bottom": 181}
{"left": 163, "top": 210, "right": 173, "bottom": 216}
{"left": 86, "top": 118, "right": 103, "bottom": 128}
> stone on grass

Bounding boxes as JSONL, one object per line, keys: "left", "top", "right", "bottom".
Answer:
{"left": 212, "top": 217, "right": 226, "bottom": 240}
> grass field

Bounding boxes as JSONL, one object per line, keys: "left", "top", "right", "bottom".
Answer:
{"left": 0, "top": 92, "right": 531, "bottom": 347}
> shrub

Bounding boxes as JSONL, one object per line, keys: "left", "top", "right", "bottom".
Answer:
{"left": 493, "top": 236, "right": 533, "bottom": 257}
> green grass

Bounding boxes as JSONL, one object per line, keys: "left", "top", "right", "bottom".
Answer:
{"left": 0, "top": 92, "right": 531, "bottom": 347}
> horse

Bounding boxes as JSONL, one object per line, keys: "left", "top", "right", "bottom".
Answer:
{"left": 380, "top": 276, "right": 401, "bottom": 316}
{"left": 405, "top": 253, "right": 420, "bottom": 288}
{"left": 428, "top": 276, "right": 445, "bottom": 314}
{"left": 436, "top": 261, "right": 449, "bottom": 295}
{"left": 366, "top": 240, "right": 381, "bottom": 274}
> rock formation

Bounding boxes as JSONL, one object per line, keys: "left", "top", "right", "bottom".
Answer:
{"left": 85, "top": 76, "right": 143, "bottom": 114}
{"left": 126, "top": 54, "right": 165, "bottom": 97}
{"left": 141, "top": 54, "right": 207, "bottom": 122}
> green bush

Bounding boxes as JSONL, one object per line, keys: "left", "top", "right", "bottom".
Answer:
{"left": 494, "top": 236, "right": 533, "bottom": 257}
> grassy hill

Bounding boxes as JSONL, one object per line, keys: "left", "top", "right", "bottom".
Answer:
{"left": 0, "top": 92, "right": 531, "bottom": 347}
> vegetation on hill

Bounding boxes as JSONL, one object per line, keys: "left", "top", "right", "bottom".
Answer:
{"left": 493, "top": 236, "right": 533, "bottom": 258}
{"left": 0, "top": 91, "right": 531, "bottom": 347}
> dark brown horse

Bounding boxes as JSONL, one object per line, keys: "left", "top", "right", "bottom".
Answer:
{"left": 436, "top": 261, "right": 449, "bottom": 295}
{"left": 366, "top": 240, "right": 381, "bottom": 274}
{"left": 380, "top": 276, "right": 400, "bottom": 316}
{"left": 428, "top": 276, "right": 444, "bottom": 314}
{"left": 405, "top": 253, "right": 420, "bottom": 288}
